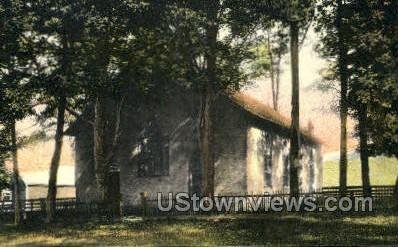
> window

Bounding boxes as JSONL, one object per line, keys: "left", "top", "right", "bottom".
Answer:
{"left": 264, "top": 154, "right": 272, "bottom": 188}
{"left": 282, "top": 141, "right": 290, "bottom": 188}
{"left": 134, "top": 119, "right": 169, "bottom": 177}
{"left": 262, "top": 132, "right": 273, "bottom": 189}
{"left": 308, "top": 149, "right": 315, "bottom": 191}
{"left": 283, "top": 155, "right": 290, "bottom": 187}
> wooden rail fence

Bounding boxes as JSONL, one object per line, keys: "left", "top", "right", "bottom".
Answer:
{"left": 142, "top": 185, "right": 396, "bottom": 216}
{"left": 0, "top": 186, "right": 396, "bottom": 217}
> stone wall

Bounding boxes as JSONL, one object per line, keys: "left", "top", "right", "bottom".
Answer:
{"left": 74, "top": 120, "right": 99, "bottom": 203}
{"left": 72, "top": 91, "right": 323, "bottom": 204}
{"left": 314, "top": 145, "right": 323, "bottom": 190}
{"left": 119, "top": 118, "right": 194, "bottom": 205}
{"left": 245, "top": 125, "right": 290, "bottom": 194}
{"left": 246, "top": 127, "right": 265, "bottom": 194}
{"left": 244, "top": 121, "right": 322, "bottom": 194}
{"left": 213, "top": 98, "right": 248, "bottom": 195}
{"left": 117, "top": 87, "right": 197, "bottom": 205}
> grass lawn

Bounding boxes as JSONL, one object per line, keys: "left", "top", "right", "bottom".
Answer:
{"left": 0, "top": 211, "right": 397, "bottom": 246}
{"left": 323, "top": 156, "right": 398, "bottom": 187}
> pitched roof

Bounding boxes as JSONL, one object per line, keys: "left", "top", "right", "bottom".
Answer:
{"left": 229, "top": 92, "right": 321, "bottom": 144}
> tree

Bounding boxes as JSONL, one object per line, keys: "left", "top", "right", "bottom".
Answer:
{"left": 266, "top": 25, "right": 289, "bottom": 111}
{"left": 0, "top": 0, "right": 34, "bottom": 225}
{"left": 289, "top": 19, "right": 300, "bottom": 196}
{"left": 351, "top": 1, "right": 398, "bottom": 196}
{"left": 346, "top": 0, "right": 397, "bottom": 197}
{"left": 315, "top": 0, "right": 353, "bottom": 196}
{"left": 0, "top": 129, "right": 11, "bottom": 192}
{"left": 285, "top": 0, "right": 315, "bottom": 197}
{"left": 198, "top": 0, "right": 219, "bottom": 198}
{"left": 204, "top": 0, "right": 314, "bottom": 196}
{"left": 335, "top": 0, "right": 349, "bottom": 196}
{"left": 317, "top": 0, "right": 398, "bottom": 196}
{"left": 248, "top": 24, "right": 288, "bottom": 111}
{"left": 79, "top": 0, "right": 172, "bottom": 218}
{"left": 167, "top": 0, "right": 257, "bottom": 197}
{"left": 27, "top": 0, "right": 87, "bottom": 222}
{"left": 0, "top": 164, "right": 10, "bottom": 193}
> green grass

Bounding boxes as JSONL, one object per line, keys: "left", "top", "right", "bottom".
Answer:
{"left": 0, "top": 156, "right": 396, "bottom": 246}
{"left": 323, "top": 156, "right": 398, "bottom": 187}
{"left": 0, "top": 212, "right": 397, "bottom": 246}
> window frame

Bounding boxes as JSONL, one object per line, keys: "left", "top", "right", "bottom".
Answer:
{"left": 135, "top": 119, "right": 170, "bottom": 177}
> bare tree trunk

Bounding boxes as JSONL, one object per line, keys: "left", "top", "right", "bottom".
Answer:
{"left": 394, "top": 175, "right": 398, "bottom": 193}
{"left": 394, "top": 175, "right": 398, "bottom": 203}
{"left": 289, "top": 21, "right": 300, "bottom": 197}
{"left": 46, "top": 95, "right": 66, "bottom": 223}
{"left": 200, "top": 84, "right": 215, "bottom": 197}
{"left": 94, "top": 95, "right": 123, "bottom": 219}
{"left": 104, "top": 97, "right": 125, "bottom": 219}
{"left": 358, "top": 105, "right": 371, "bottom": 197}
{"left": 200, "top": 4, "right": 218, "bottom": 197}
{"left": 10, "top": 119, "right": 22, "bottom": 225}
{"left": 94, "top": 96, "right": 108, "bottom": 203}
{"left": 339, "top": 89, "right": 348, "bottom": 196}
{"left": 267, "top": 31, "right": 277, "bottom": 111}
{"left": 337, "top": 0, "right": 348, "bottom": 197}
{"left": 275, "top": 59, "right": 281, "bottom": 111}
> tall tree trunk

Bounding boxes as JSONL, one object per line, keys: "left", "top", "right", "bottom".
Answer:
{"left": 275, "top": 59, "right": 281, "bottom": 111}
{"left": 94, "top": 96, "right": 108, "bottom": 203}
{"left": 10, "top": 119, "right": 22, "bottom": 225}
{"left": 337, "top": 0, "right": 348, "bottom": 197}
{"left": 394, "top": 175, "right": 398, "bottom": 203}
{"left": 267, "top": 31, "right": 278, "bottom": 111}
{"left": 94, "top": 95, "right": 123, "bottom": 219}
{"left": 105, "top": 97, "right": 124, "bottom": 219}
{"left": 46, "top": 95, "right": 66, "bottom": 223}
{"left": 394, "top": 175, "right": 398, "bottom": 193}
{"left": 289, "top": 21, "right": 300, "bottom": 197}
{"left": 200, "top": 84, "right": 215, "bottom": 197}
{"left": 358, "top": 105, "right": 371, "bottom": 197}
{"left": 200, "top": 4, "right": 218, "bottom": 197}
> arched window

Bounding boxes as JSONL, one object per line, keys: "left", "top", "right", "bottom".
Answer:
{"left": 134, "top": 118, "right": 169, "bottom": 177}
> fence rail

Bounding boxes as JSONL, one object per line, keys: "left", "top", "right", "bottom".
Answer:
{"left": 321, "top": 185, "right": 395, "bottom": 198}
{"left": 0, "top": 186, "right": 396, "bottom": 218}
{"left": 0, "top": 198, "right": 77, "bottom": 213}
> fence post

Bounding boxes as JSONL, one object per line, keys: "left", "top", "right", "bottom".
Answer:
{"left": 40, "top": 198, "right": 46, "bottom": 217}
{"left": 140, "top": 192, "right": 148, "bottom": 217}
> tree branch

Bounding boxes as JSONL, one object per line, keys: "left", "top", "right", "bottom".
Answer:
{"left": 65, "top": 106, "right": 94, "bottom": 126}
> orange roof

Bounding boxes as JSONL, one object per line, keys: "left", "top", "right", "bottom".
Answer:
{"left": 229, "top": 92, "right": 321, "bottom": 144}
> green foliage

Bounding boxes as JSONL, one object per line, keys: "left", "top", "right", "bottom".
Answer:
{"left": 247, "top": 24, "right": 289, "bottom": 80}
{"left": 247, "top": 42, "right": 271, "bottom": 79}
{"left": 0, "top": 0, "right": 34, "bottom": 170}
{"left": 0, "top": 130, "right": 10, "bottom": 191}
{"left": 0, "top": 162, "right": 10, "bottom": 191}
{"left": 0, "top": 0, "right": 33, "bottom": 124}
{"left": 76, "top": 1, "right": 172, "bottom": 101}
{"left": 26, "top": 1, "right": 86, "bottom": 126}
{"left": 158, "top": 1, "right": 258, "bottom": 94}
{"left": 315, "top": 0, "right": 398, "bottom": 157}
